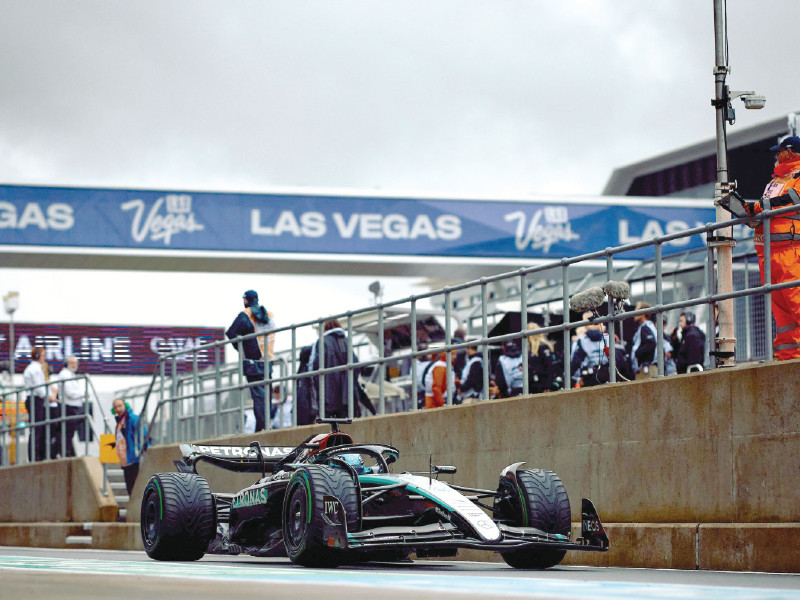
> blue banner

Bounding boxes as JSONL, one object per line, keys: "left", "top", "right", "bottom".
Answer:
{"left": 0, "top": 185, "right": 719, "bottom": 260}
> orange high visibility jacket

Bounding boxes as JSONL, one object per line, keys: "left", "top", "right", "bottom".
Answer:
{"left": 745, "top": 158, "right": 800, "bottom": 246}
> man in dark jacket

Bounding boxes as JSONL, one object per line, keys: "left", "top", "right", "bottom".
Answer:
{"left": 295, "top": 345, "right": 315, "bottom": 425}
{"left": 310, "top": 319, "right": 368, "bottom": 418}
{"left": 670, "top": 311, "right": 706, "bottom": 373}
{"left": 226, "top": 290, "right": 276, "bottom": 432}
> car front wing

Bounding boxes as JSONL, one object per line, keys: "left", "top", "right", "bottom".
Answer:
{"left": 341, "top": 498, "right": 609, "bottom": 554}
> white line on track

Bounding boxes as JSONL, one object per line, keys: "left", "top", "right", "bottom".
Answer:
{"left": 1, "top": 555, "right": 798, "bottom": 600}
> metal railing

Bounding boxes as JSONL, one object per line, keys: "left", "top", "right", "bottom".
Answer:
{"left": 0, "top": 374, "right": 113, "bottom": 467}
{"left": 128, "top": 203, "right": 799, "bottom": 447}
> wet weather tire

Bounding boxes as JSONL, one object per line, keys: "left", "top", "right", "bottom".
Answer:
{"left": 494, "top": 468, "right": 571, "bottom": 569}
{"left": 141, "top": 472, "right": 216, "bottom": 561}
{"left": 282, "top": 465, "right": 359, "bottom": 567}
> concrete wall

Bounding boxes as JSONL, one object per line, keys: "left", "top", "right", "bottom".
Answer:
{"left": 129, "top": 359, "right": 800, "bottom": 525}
{"left": 3, "top": 358, "right": 799, "bottom": 571}
{"left": 0, "top": 456, "right": 118, "bottom": 523}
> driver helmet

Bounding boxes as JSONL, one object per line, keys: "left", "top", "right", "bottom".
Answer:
{"left": 340, "top": 453, "right": 369, "bottom": 474}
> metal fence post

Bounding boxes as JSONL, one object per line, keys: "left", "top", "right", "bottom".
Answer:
{"left": 655, "top": 242, "right": 664, "bottom": 376}
{"left": 444, "top": 288, "right": 453, "bottom": 406}
{"left": 236, "top": 341, "right": 245, "bottom": 434}
{"left": 347, "top": 314, "right": 354, "bottom": 419}
{"left": 378, "top": 305, "right": 386, "bottom": 414}
{"left": 481, "top": 279, "right": 490, "bottom": 400}
{"left": 606, "top": 252, "right": 617, "bottom": 382}
{"left": 192, "top": 348, "right": 200, "bottom": 440}
{"left": 519, "top": 270, "right": 529, "bottom": 396}
{"left": 214, "top": 345, "right": 222, "bottom": 438}
{"left": 410, "top": 298, "right": 418, "bottom": 411}
{"left": 291, "top": 328, "right": 298, "bottom": 427}
{"left": 562, "top": 262, "right": 571, "bottom": 388}
{"left": 318, "top": 321, "right": 325, "bottom": 420}
{"left": 170, "top": 356, "right": 179, "bottom": 445}
{"left": 764, "top": 200, "right": 773, "bottom": 361}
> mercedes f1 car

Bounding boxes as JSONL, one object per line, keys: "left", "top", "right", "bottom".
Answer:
{"left": 140, "top": 419, "right": 608, "bottom": 568}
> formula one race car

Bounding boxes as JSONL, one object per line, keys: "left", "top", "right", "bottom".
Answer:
{"left": 140, "top": 419, "right": 608, "bottom": 568}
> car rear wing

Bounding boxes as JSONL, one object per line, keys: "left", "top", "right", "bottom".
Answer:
{"left": 174, "top": 443, "right": 296, "bottom": 474}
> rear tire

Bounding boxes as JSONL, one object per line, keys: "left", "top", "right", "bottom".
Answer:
{"left": 494, "top": 468, "right": 571, "bottom": 569}
{"left": 282, "top": 465, "right": 359, "bottom": 567}
{"left": 141, "top": 473, "right": 216, "bottom": 561}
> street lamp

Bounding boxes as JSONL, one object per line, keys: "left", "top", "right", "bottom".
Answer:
{"left": 712, "top": 0, "right": 764, "bottom": 368}
{"left": 3, "top": 291, "right": 19, "bottom": 380}
{"left": 368, "top": 280, "right": 383, "bottom": 306}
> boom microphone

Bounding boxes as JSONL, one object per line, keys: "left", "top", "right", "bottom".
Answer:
{"left": 569, "top": 287, "right": 606, "bottom": 312}
{"left": 604, "top": 280, "right": 631, "bottom": 301}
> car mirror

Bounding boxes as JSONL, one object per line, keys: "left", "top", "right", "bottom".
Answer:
{"left": 435, "top": 465, "right": 456, "bottom": 475}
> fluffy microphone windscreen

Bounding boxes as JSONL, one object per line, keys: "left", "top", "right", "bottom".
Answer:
{"left": 569, "top": 287, "right": 606, "bottom": 312}
{"left": 604, "top": 280, "right": 631, "bottom": 301}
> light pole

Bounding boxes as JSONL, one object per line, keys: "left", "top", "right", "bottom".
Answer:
{"left": 3, "top": 292, "right": 19, "bottom": 381}
{"left": 711, "top": 0, "right": 764, "bottom": 367}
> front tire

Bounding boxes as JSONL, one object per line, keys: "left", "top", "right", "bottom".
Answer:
{"left": 141, "top": 473, "right": 216, "bottom": 561}
{"left": 494, "top": 468, "right": 571, "bottom": 569}
{"left": 282, "top": 465, "right": 359, "bottom": 567}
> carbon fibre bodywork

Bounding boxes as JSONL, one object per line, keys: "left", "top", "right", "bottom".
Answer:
{"left": 163, "top": 423, "right": 609, "bottom": 565}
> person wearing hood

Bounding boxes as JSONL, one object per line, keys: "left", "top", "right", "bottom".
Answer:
{"left": 226, "top": 289, "right": 277, "bottom": 432}
{"left": 310, "top": 319, "right": 367, "bottom": 418}
{"left": 493, "top": 340, "right": 524, "bottom": 397}
{"left": 570, "top": 312, "right": 610, "bottom": 388}
{"left": 741, "top": 136, "right": 800, "bottom": 359}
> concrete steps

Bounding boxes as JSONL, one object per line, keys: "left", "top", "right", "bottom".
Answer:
{"left": 65, "top": 523, "right": 93, "bottom": 547}
{"left": 106, "top": 466, "right": 129, "bottom": 521}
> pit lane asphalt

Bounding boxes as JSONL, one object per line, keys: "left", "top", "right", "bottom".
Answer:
{"left": 2, "top": 547, "right": 799, "bottom": 600}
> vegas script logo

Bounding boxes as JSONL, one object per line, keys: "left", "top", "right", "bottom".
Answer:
{"left": 121, "top": 194, "right": 204, "bottom": 245}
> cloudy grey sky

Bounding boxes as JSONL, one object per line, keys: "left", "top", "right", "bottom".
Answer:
{"left": 1, "top": 1, "right": 797, "bottom": 391}
{"left": 2, "top": 1, "right": 795, "bottom": 196}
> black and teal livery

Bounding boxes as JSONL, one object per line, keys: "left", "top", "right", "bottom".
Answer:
{"left": 140, "top": 419, "right": 608, "bottom": 568}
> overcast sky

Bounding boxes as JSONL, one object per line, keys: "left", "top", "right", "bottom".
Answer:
{"left": 1, "top": 1, "right": 797, "bottom": 392}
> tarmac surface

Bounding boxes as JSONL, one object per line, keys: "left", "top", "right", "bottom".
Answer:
{"left": 2, "top": 547, "right": 800, "bottom": 600}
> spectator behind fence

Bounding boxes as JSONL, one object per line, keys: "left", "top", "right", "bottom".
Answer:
{"left": 270, "top": 386, "right": 293, "bottom": 429}
{"left": 670, "top": 311, "right": 707, "bottom": 373}
{"left": 56, "top": 356, "right": 85, "bottom": 457}
{"left": 310, "top": 319, "right": 358, "bottom": 418}
{"left": 415, "top": 344, "right": 432, "bottom": 409}
{"left": 424, "top": 348, "right": 456, "bottom": 408}
{"left": 23, "top": 347, "right": 48, "bottom": 462}
{"left": 631, "top": 302, "right": 658, "bottom": 378}
{"left": 493, "top": 340, "right": 524, "bottom": 398}
{"left": 459, "top": 340, "right": 483, "bottom": 402}
{"left": 295, "top": 345, "right": 315, "bottom": 425}
{"left": 570, "top": 312, "right": 609, "bottom": 388}
{"left": 112, "top": 398, "right": 146, "bottom": 496}
{"left": 226, "top": 289, "right": 277, "bottom": 432}
{"left": 740, "top": 136, "right": 800, "bottom": 360}
{"left": 527, "top": 324, "right": 559, "bottom": 393}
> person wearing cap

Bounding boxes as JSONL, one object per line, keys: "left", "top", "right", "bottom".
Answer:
{"left": 741, "top": 136, "right": 800, "bottom": 359}
{"left": 226, "top": 290, "right": 277, "bottom": 431}
{"left": 492, "top": 340, "right": 524, "bottom": 397}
